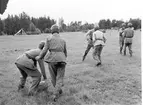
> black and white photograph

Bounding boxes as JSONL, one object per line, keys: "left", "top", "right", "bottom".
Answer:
{"left": 0, "top": 0, "right": 142, "bottom": 105}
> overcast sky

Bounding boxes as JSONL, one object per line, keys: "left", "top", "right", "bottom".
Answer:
{"left": 0, "top": 0, "right": 142, "bottom": 24}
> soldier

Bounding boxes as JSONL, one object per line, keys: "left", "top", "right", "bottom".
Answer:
{"left": 36, "top": 24, "right": 67, "bottom": 101}
{"left": 119, "top": 23, "right": 126, "bottom": 54}
{"left": 82, "top": 24, "right": 98, "bottom": 61}
{"left": 15, "top": 41, "right": 47, "bottom": 96}
{"left": 92, "top": 25, "right": 106, "bottom": 66}
{"left": 123, "top": 22, "right": 134, "bottom": 57}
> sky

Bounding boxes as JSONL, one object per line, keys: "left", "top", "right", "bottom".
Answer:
{"left": 0, "top": 0, "right": 142, "bottom": 24}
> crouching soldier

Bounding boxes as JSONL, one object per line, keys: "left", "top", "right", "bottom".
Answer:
{"left": 36, "top": 24, "right": 67, "bottom": 101}
{"left": 92, "top": 25, "right": 106, "bottom": 66}
{"left": 123, "top": 22, "right": 134, "bottom": 57}
{"left": 15, "top": 41, "right": 47, "bottom": 96}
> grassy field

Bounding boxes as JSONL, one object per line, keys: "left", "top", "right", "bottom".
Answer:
{"left": 0, "top": 30, "right": 141, "bottom": 105}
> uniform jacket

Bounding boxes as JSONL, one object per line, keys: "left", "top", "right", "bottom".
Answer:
{"left": 39, "top": 33, "right": 67, "bottom": 63}
{"left": 15, "top": 49, "right": 41, "bottom": 69}
{"left": 119, "top": 28, "right": 125, "bottom": 42}
{"left": 86, "top": 29, "right": 94, "bottom": 45}
{"left": 92, "top": 30, "right": 106, "bottom": 46}
{"left": 123, "top": 28, "right": 134, "bottom": 43}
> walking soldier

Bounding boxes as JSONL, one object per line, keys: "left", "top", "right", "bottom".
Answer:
{"left": 82, "top": 25, "right": 97, "bottom": 61}
{"left": 123, "top": 22, "right": 134, "bottom": 57}
{"left": 36, "top": 24, "right": 67, "bottom": 101}
{"left": 92, "top": 25, "right": 106, "bottom": 66}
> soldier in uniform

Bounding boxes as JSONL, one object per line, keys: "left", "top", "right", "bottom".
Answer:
{"left": 123, "top": 23, "right": 134, "bottom": 57}
{"left": 15, "top": 41, "right": 47, "bottom": 96}
{"left": 92, "top": 25, "right": 106, "bottom": 66}
{"left": 36, "top": 24, "right": 67, "bottom": 101}
{"left": 119, "top": 23, "right": 126, "bottom": 54}
{"left": 82, "top": 25, "right": 98, "bottom": 61}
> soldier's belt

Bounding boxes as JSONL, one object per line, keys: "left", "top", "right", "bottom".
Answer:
{"left": 49, "top": 49, "right": 63, "bottom": 52}
{"left": 96, "top": 39, "right": 103, "bottom": 40}
{"left": 125, "top": 36, "right": 133, "bottom": 38}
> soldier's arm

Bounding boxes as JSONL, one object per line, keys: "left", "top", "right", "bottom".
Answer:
{"left": 85, "top": 30, "right": 91, "bottom": 40}
{"left": 38, "top": 59, "right": 47, "bottom": 80}
{"left": 64, "top": 41, "right": 67, "bottom": 57}
{"left": 38, "top": 38, "right": 49, "bottom": 59}
{"left": 122, "top": 30, "right": 126, "bottom": 38}
{"left": 103, "top": 33, "right": 106, "bottom": 43}
{"left": 92, "top": 32, "right": 96, "bottom": 43}
{"left": 119, "top": 28, "right": 122, "bottom": 36}
{"left": 86, "top": 30, "right": 90, "bottom": 36}
{"left": 92, "top": 33, "right": 95, "bottom": 42}
{"left": 132, "top": 30, "right": 134, "bottom": 37}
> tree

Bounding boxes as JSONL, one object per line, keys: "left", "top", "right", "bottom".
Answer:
{"left": 0, "top": 11, "right": 141, "bottom": 34}
{"left": 13, "top": 15, "right": 21, "bottom": 34}
{"left": 19, "top": 12, "right": 31, "bottom": 31}
{"left": 29, "top": 22, "right": 36, "bottom": 32}
{"left": 106, "top": 19, "right": 111, "bottom": 29}
{"left": 111, "top": 19, "right": 117, "bottom": 28}
{"left": 37, "top": 16, "right": 56, "bottom": 32}
{"left": 129, "top": 18, "right": 141, "bottom": 30}
{"left": 4, "top": 14, "right": 14, "bottom": 35}
{"left": 99, "top": 19, "right": 106, "bottom": 29}
{"left": 58, "top": 17, "right": 64, "bottom": 32}
{"left": 0, "top": 18, "right": 4, "bottom": 35}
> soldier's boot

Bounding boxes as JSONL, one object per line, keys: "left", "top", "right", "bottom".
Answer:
{"left": 82, "top": 44, "right": 92, "bottom": 61}
{"left": 129, "top": 51, "right": 132, "bottom": 57}
{"left": 18, "top": 77, "right": 26, "bottom": 91}
{"left": 123, "top": 51, "right": 126, "bottom": 56}
{"left": 18, "top": 85, "right": 24, "bottom": 91}
{"left": 28, "top": 77, "right": 41, "bottom": 96}
{"left": 129, "top": 48, "right": 132, "bottom": 57}
{"left": 82, "top": 53, "right": 87, "bottom": 61}
{"left": 96, "top": 62, "right": 101, "bottom": 66}
{"left": 58, "top": 89, "right": 63, "bottom": 95}
{"left": 82, "top": 55, "right": 86, "bottom": 61}
{"left": 96, "top": 60, "right": 101, "bottom": 67}
{"left": 120, "top": 47, "right": 122, "bottom": 54}
{"left": 52, "top": 89, "right": 63, "bottom": 102}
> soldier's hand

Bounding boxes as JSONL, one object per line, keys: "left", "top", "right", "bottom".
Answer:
{"left": 41, "top": 79, "right": 48, "bottom": 87}
{"left": 92, "top": 45, "right": 94, "bottom": 49}
{"left": 35, "top": 56, "right": 40, "bottom": 60}
{"left": 41, "top": 79, "right": 48, "bottom": 84}
{"left": 38, "top": 79, "right": 48, "bottom": 91}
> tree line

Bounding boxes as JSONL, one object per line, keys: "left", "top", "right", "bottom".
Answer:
{"left": 59, "top": 18, "right": 141, "bottom": 32}
{"left": 0, "top": 12, "right": 56, "bottom": 35}
{"left": 98, "top": 19, "right": 141, "bottom": 30}
{"left": 0, "top": 12, "right": 141, "bottom": 35}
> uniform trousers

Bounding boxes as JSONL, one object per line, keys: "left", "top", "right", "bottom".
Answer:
{"left": 92, "top": 45, "right": 103, "bottom": 64}
{"left": 47, "top": 62, "right": 66, "bottom": 95}
{"left": 15, "top": 63, "right": 41, "bottom": 94}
